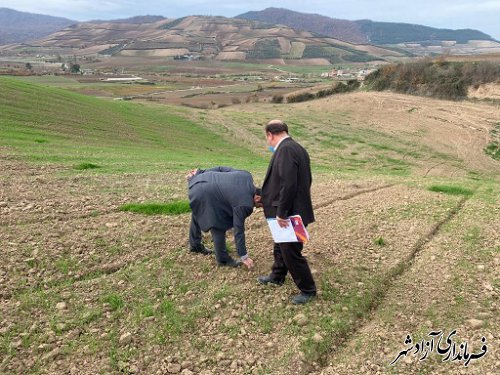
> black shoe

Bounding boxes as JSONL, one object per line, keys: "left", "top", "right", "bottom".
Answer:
{"left": 292, "top": 293, "right": 316, "bottom": 305}
{"left": 190, "top": 245, "right": 213, "bottom": 255}
{"left": 218, "top": 258, "right": 242, "bottom": 268}
{"left": 257, "top": 275, "right": 284, "bottom": 286}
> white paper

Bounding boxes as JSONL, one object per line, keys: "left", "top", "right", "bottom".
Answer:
{"left": 266, "top": 218, "right": 298, "bottom": 243}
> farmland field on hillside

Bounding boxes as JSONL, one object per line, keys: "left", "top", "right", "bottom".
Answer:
{"left": 0, "top": 77, "right": 498, "bottom": 375}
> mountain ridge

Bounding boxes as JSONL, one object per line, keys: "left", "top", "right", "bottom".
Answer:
{"left": 10, "top": 15, "right": 404, "bottom": 63}
{"left": 236, "top": 7, "right": 496, "bottom": 45}
{"left": 0, "top": 7, "right": 75, "bottom": 45}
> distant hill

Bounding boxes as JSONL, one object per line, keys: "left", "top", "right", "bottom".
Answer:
{"left": 89, "top": 15, "right": 166, "bottom": 24}
{"left": 237, "top": 8, "right": 367, "bottom": 44}
{"left": 0, "top": 8, "right": 75, "bottom": 45}
{"left": 13, "top": 15, "right": 404, "bottom": 63}
{"left": 237, "top": 8, "right": 496, "bottom": 45}
{"left": 356, "top": 20, "right": 495, "bottom": 44}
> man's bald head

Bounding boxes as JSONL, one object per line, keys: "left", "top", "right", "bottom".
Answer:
{"left": 265, "top": 120, "right": 288, "bottom": 135}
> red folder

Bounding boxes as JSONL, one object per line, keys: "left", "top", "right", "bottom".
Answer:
{"left": 289, "top": 215, "right": 309, "bottom": 243}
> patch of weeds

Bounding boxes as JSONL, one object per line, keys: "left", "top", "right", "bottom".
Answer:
{"left": 155, "top": 299, "right": 199, "bottom": 341}
{"left": 177, "top": 282, "right": 195, "bottom": 294}
{"left": 463, "top": 227, "right": 481, "bottom": 245}
{"left": 320, "top": 277, "right": 341, "bottom": 302}
{"left": 102, "top": 293, "right": 125, "bottom": 311}
{"left": 19, "top": 289, "right": 52, "bottom": 311}
{"left": 484, "top": 122, "right": 500, "bottom": 160}
{"left": 55, "top": 257, "right": 78, "bottom": 275}
{"left": 374, "top": 236, "right": 386, "bottom": 246}
{"left": 79, "top": 308, "right": 103, "bottom": 326}
{"left": 119, "top": 200, "right": 191, "bottom": 215}
{"left": 26, "top": 257, "right": 37, "bottom": 268}
{"left": 484, "top": 141, "right": 500, "bottom": 160}
{"left": 34, "top": 139, "right": 48, "bottom": 143}
{"left": 428, "top": 184, "right": 473, "bottom": 196}
{"left": 108, "top": 329, "right": 136, "bottom": 372}
{"left": 141, "top": 304, "right": 155, "bottom": 318}
{"left": 213, "top": 285, "right": 231, "bottom": 301}
{"left": 251, "top": 311, "right": 276, "bottom": 334}
{"left": 108, "top": 245, "right": 124, "bottom": 255}
{"left": 0, "top": 328, "right": 16, "bottom": 357}
{"left": 73, "top": 163, "right": 101, "bottom": 170}
{"left": 302, "top": 315, "right": 347, "bottom": 364}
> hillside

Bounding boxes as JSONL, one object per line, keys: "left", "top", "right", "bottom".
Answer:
{"left": 356, "top": 20, "right": 495, "bottom": 44}
{"left": 0, "top": 76, "right": 263, "bottom": 171}
{"left": 0, "top": 7, "right": 75, "bottom": 45}
{"left": 236, "top": 8, "right": 367, "bottom": 44}
{"left": 10, "top": 15, "right": 404, "bottom": 63}
{"left": 1, "top": 76, "right": 498, "bottom": 375}
{"left": 237, "top": 8, "right": 500, "bottom": 55}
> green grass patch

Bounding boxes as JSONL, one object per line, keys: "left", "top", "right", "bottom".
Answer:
{"left": 119, "top": 201, "right": 191, "bottom": 215}
{"left": 73, "top": 162, "right": 101, "bottom": 170}
{"left": 102, "top": 293, "right": 125, "bottom": 311}
{"left": 374, "top": 236, "right": 386, "bottom": 246}
{"left": 428, "top": 184, "right": 473, "bottom": 196}
{"left": 484, "top": 141, "right": 500, "bottom": 160}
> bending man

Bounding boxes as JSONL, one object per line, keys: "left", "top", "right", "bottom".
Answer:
{"left": 187, "top": 166, "right": 258, "bottom": 269}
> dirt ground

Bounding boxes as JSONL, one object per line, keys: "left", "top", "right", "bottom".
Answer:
{"left": 1, "top": 152, "right": 498, "bottom": 374}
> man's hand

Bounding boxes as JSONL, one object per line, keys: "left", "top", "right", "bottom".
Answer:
{"left": 277, "top": 216, "right": 289, "bottom": 228}
{"left": 253, "top": 194, "right": 263, "bottom": 208}
{"left": 185, "top": 169, "right": 198, "bottom": 181}
{"left": 242, "top": 257, "right": 254, "bottom": 269}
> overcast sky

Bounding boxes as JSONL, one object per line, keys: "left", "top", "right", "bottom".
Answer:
{"left": 1, "top": 0, "right": 499, "bottom": 40}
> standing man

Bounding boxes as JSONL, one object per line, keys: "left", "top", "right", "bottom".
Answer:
{"left": 257, "top": 120, "right": 317, "bottom": 304}
{"left": 187, "top": 166, "right": 257, "bottom": 269}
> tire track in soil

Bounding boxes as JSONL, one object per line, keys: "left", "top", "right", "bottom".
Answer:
{"left": 0, "top": 210, "right": 119, "bottom": 227}
{"left": 0, "top": 184, "right": 394, "bottom": 229}
{"left": 248, "top": 184, "right": 395, "bottom": 231}
{"left": 313, "top": 184, "right": 396, "bottom": 210}
{"left": 317, "top": 194, "right": 470, "bottom": 367}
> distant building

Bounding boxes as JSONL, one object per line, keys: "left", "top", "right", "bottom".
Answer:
{"left": 101, "top": 76, "right": 144, "bottom": 82}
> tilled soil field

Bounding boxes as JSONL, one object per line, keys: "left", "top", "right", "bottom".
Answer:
{"left": 1, "top": 158, "right": 498, "bottom": 375}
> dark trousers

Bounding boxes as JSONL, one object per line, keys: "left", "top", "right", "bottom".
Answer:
{"left": 189, "top": 214, "right": 231, "bottom": 263}
{"left": 270, "top": 242, "right": 316, "bottom": 295}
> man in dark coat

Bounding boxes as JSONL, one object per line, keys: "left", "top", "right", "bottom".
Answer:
{"left": 257, "top": 120, "right": 317, "bottom": 304}
{"left": 187, "top": 166, "right": 257, "bottom": 269}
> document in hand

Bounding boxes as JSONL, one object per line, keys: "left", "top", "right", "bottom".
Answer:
{"left": 266, "top": 215, "right": 310, "bottom": 243}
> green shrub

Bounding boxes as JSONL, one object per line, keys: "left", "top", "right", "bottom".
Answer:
{"left": 365, "top": 61, "right": 500, "bottom": 100}
{"left": 287, "top": 92, "right": 315, "bottom": 103}
{"left": 271, "top": 95, "right": 284, "bottom": 103}
{"left": 484, "top": 142, "right": 500, "bottom": 160}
